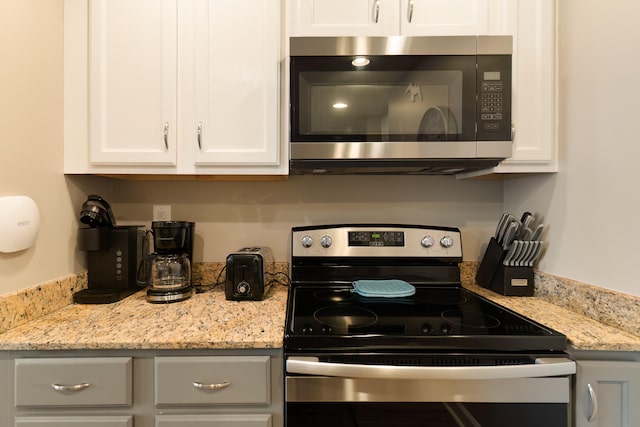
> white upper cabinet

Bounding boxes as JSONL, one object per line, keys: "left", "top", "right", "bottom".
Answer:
{"left": 182, "top": 0, "right": 280, "bottom": 169}
{"left": 64, "top": 0, "right": 285, "bottom": 176}
{"left": 88, "top": 0, "right": 178, "bottom": 167}
{"left": 400, "top": 0, "right": 492, "bottom": 35}
{"left": 288, "top": 0, "right": 397, "bottom": 36}
{"left": 288, "top": 0, "right": 501, "bottom": 36}
{"left": 490, "top": 0, "right": 557, "bottom": 174}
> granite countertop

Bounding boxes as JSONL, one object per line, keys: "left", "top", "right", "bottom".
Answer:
{"left": 1, "top": 273, "right": 639, "bottom": 352}
{"left": 0, "top": 284, "right": 288, "bottom": 351}
{"left": 465, "top": 283, "right": 640, "bottom": 352}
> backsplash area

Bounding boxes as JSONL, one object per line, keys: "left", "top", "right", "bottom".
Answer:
{"left": 2, "top": 264, "right": 639, "bottom": 338}
{"left": 534, "top": 272, "right": 640, "bottom": 337}
{"left": 0, "top": 273, "right": 86, "bottom": 334}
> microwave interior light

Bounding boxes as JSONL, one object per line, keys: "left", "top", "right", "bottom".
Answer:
{"left": 333, "top": 102, "right": 348, "bottom": 109}
{"left": 351, "top": 57, "right": 370, "bottom": 67}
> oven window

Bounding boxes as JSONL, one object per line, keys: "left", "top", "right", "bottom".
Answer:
{"left": 290, "top": 56, "right": 476, "bottom": 142}
{"left": 287, "top": 402, "right": 568, "bottom": 427}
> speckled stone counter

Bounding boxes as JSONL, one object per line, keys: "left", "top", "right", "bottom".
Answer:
{"left": 459, "top": 263, "right": 640, "bottom": 352}
{"left": 462, "top": 282, "right": 640, "bottom": 352}
{"left": 0, "top": 284, "right": 288, "bottom": 351}
{"left": 1, "top": 262, "right": 639, "bottom": 352}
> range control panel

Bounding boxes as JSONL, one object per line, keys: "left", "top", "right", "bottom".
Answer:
{"left": 292, "top": 225, "right": 462, "bottom": 259}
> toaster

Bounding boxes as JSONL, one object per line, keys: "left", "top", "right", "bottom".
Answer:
{"left": 225, "top": 247, "right": 275, "bottom": 301}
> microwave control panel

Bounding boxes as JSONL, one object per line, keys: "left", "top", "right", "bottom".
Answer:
{"left": 477, "top": 56, "right": 512, "bottom": 141}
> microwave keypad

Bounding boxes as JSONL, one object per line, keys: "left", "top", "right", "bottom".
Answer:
{"left": 480, "top": 81, "right": 503, "bottom": 123}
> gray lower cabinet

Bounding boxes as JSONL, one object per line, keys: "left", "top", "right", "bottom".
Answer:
{"left": 155, "top": 356, "right": 270, "bottom": 406}
{"left": 1, "top": 353, "right": 9, "bottom": 427}
{"left": 14, "top": 357, "right": 132, "bottom": 407}
{"left": 574, "top": 359, "right": 640, "bottom": 427}
{"left": 155, "top": 414, "right": 271, "bottom": 427}
{"left": 4, "top": 350, "right": 283, "bottom": 427}
{"left": 14, "top": 416, "right": 133, "bottom": 427}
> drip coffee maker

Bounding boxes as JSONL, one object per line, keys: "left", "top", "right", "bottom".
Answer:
{"left": 145, "top": 221, "right": 195, "bottom": 303}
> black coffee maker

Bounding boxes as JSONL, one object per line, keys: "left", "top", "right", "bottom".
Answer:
{"left": 73, "top": 195, "right": 146, "bottom": 304}
{"left": 145, "top": 221, "right": 195, "bottom": 303}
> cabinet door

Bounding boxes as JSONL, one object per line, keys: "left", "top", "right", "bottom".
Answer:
{"left": 1, "top": 353, "right": 7, "bottom": 427}
{"left": 575, "top": 360, "right": 640, "bottom": 427}
{"left": 400, "top": 0, "right": 490, "bottom": 35}
{"left": 14, "top": 357, "right": 132, "bottom": 407}
{"left": 14, "top": 416, "right": 133, "bottom": 427}
{"left": 493, "top": 0, "right": 556, "bottom": 173}
{"left": 182, "top": 0, "right": 280, "bottom": 169}
{"left": 88, "top": 0, "right": 178, "bottom": 166}
{"left": 155, "top": 414, "right": 271, "bottom": 427}
{"left": 154, "top": 356, "right": 270, "bottom": 406}
{"left": 288, "top": 0, "right": 398, "bottom": 36}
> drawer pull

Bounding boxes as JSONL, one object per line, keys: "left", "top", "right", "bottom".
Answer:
{"left": 192, "top": 381, "right": 231, "bottom": 391}
{"left": 51, "top": 382, "right": 91, "bottom": 392}
{"left": 587, "top": 383, "right": 599, "bottom": 421}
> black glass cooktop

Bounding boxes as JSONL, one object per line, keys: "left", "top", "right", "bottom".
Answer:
{"left": 285, "top": 285, "right": 567, "bottom": 353}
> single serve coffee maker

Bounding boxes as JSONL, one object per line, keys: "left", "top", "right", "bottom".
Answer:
{"left": 73, "top": 195, "right": 146, "bottom": 304}
{"left": 145, "top": 221, "right": 195, "bottom": 303}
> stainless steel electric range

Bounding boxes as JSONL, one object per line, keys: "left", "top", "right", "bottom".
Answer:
{"left": 284, "top": 224, "right": 576, "bottom": 427}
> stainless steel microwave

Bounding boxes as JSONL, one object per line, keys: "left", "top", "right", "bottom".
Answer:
{"left": 289, "top": 36, "right": 513, "bottom": 175}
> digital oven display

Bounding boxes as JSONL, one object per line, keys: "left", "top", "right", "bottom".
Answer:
{"left": 348, "top": 231, "right": 405, "bottom": 247}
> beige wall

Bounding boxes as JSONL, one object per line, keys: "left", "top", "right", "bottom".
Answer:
{"left": 0, "top": 0, "right": 109, "bottom": 294}
{"left": 110, "top": 176, "right": 504, "bottom": 264}
{"left": 504, "top": 0, "right": 640, "bottom": 296}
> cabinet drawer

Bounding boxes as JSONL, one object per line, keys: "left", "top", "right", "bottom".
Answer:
{"left": 14, "top": 357, "right": 132, "bottom": 407}
{"left": 14, "top": 416, "right": 133, "bottom": 427}
{"left": 155, "top": 414, "right": 271, "bottom": 427}
{"left": 155, "top": 356, "right": 270, "bottom": 406}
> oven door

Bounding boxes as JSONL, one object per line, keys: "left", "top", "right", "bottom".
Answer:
{"left": 285, "top": 357, "right": 575, "bottom": 427}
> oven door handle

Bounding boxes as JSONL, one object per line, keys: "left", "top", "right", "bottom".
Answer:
{"left": 287, "top": 357, "right": 576, "bottom": 380}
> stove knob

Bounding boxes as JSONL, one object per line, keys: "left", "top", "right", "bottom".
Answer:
{"left": 440, "top": 235, "right": 454, "bottom": 248}
{"left": 421, "top": 323, "right": 432, "bottom": 334}
{"left": 301, "top": 235, "right": 313, "bottom": 248}
{"left": 320, "top": 235, "right": 332, "bottom": 249}
{"left": 441, "top": 323, "right": 453, "bottom": 334}
{"left": 421, "top": 236, "right": 434, "bottom": 248}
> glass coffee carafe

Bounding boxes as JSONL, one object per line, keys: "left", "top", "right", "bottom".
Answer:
{"left": 145, "top": 221, "right": 194, "bottom": 303}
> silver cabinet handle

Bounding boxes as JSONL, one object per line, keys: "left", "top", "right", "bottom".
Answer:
{"left": 373, "top": 0, "right": 380, "bottom": 23}
{"left": 587, "top": 383, "right": 599, "bottom": 422}
{"left": 407, "top": 0, "right": 414, "bottom": 23}
{"left": 192, "top": 381, "right": 231, "bottom": 391}
{"left": 163, "top": 122, "right": 169, "bottom": 149}
{"left": 197, "top": 122, "right": 202, "bottom": 149}
{"left": 51, "top": 382, "right": 91, "bottom": 392}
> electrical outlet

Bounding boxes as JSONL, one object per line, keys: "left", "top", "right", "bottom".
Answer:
{"left": 153, "top": 205, "right": 171, "bottom": 221}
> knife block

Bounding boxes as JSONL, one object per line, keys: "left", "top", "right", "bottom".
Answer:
{"left": 476, "top": 237, "right": 534, "bottom": 296}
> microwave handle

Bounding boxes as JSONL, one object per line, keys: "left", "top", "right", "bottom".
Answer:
{"left": 287, "top": 357, "right": 576, "bottom": 380}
